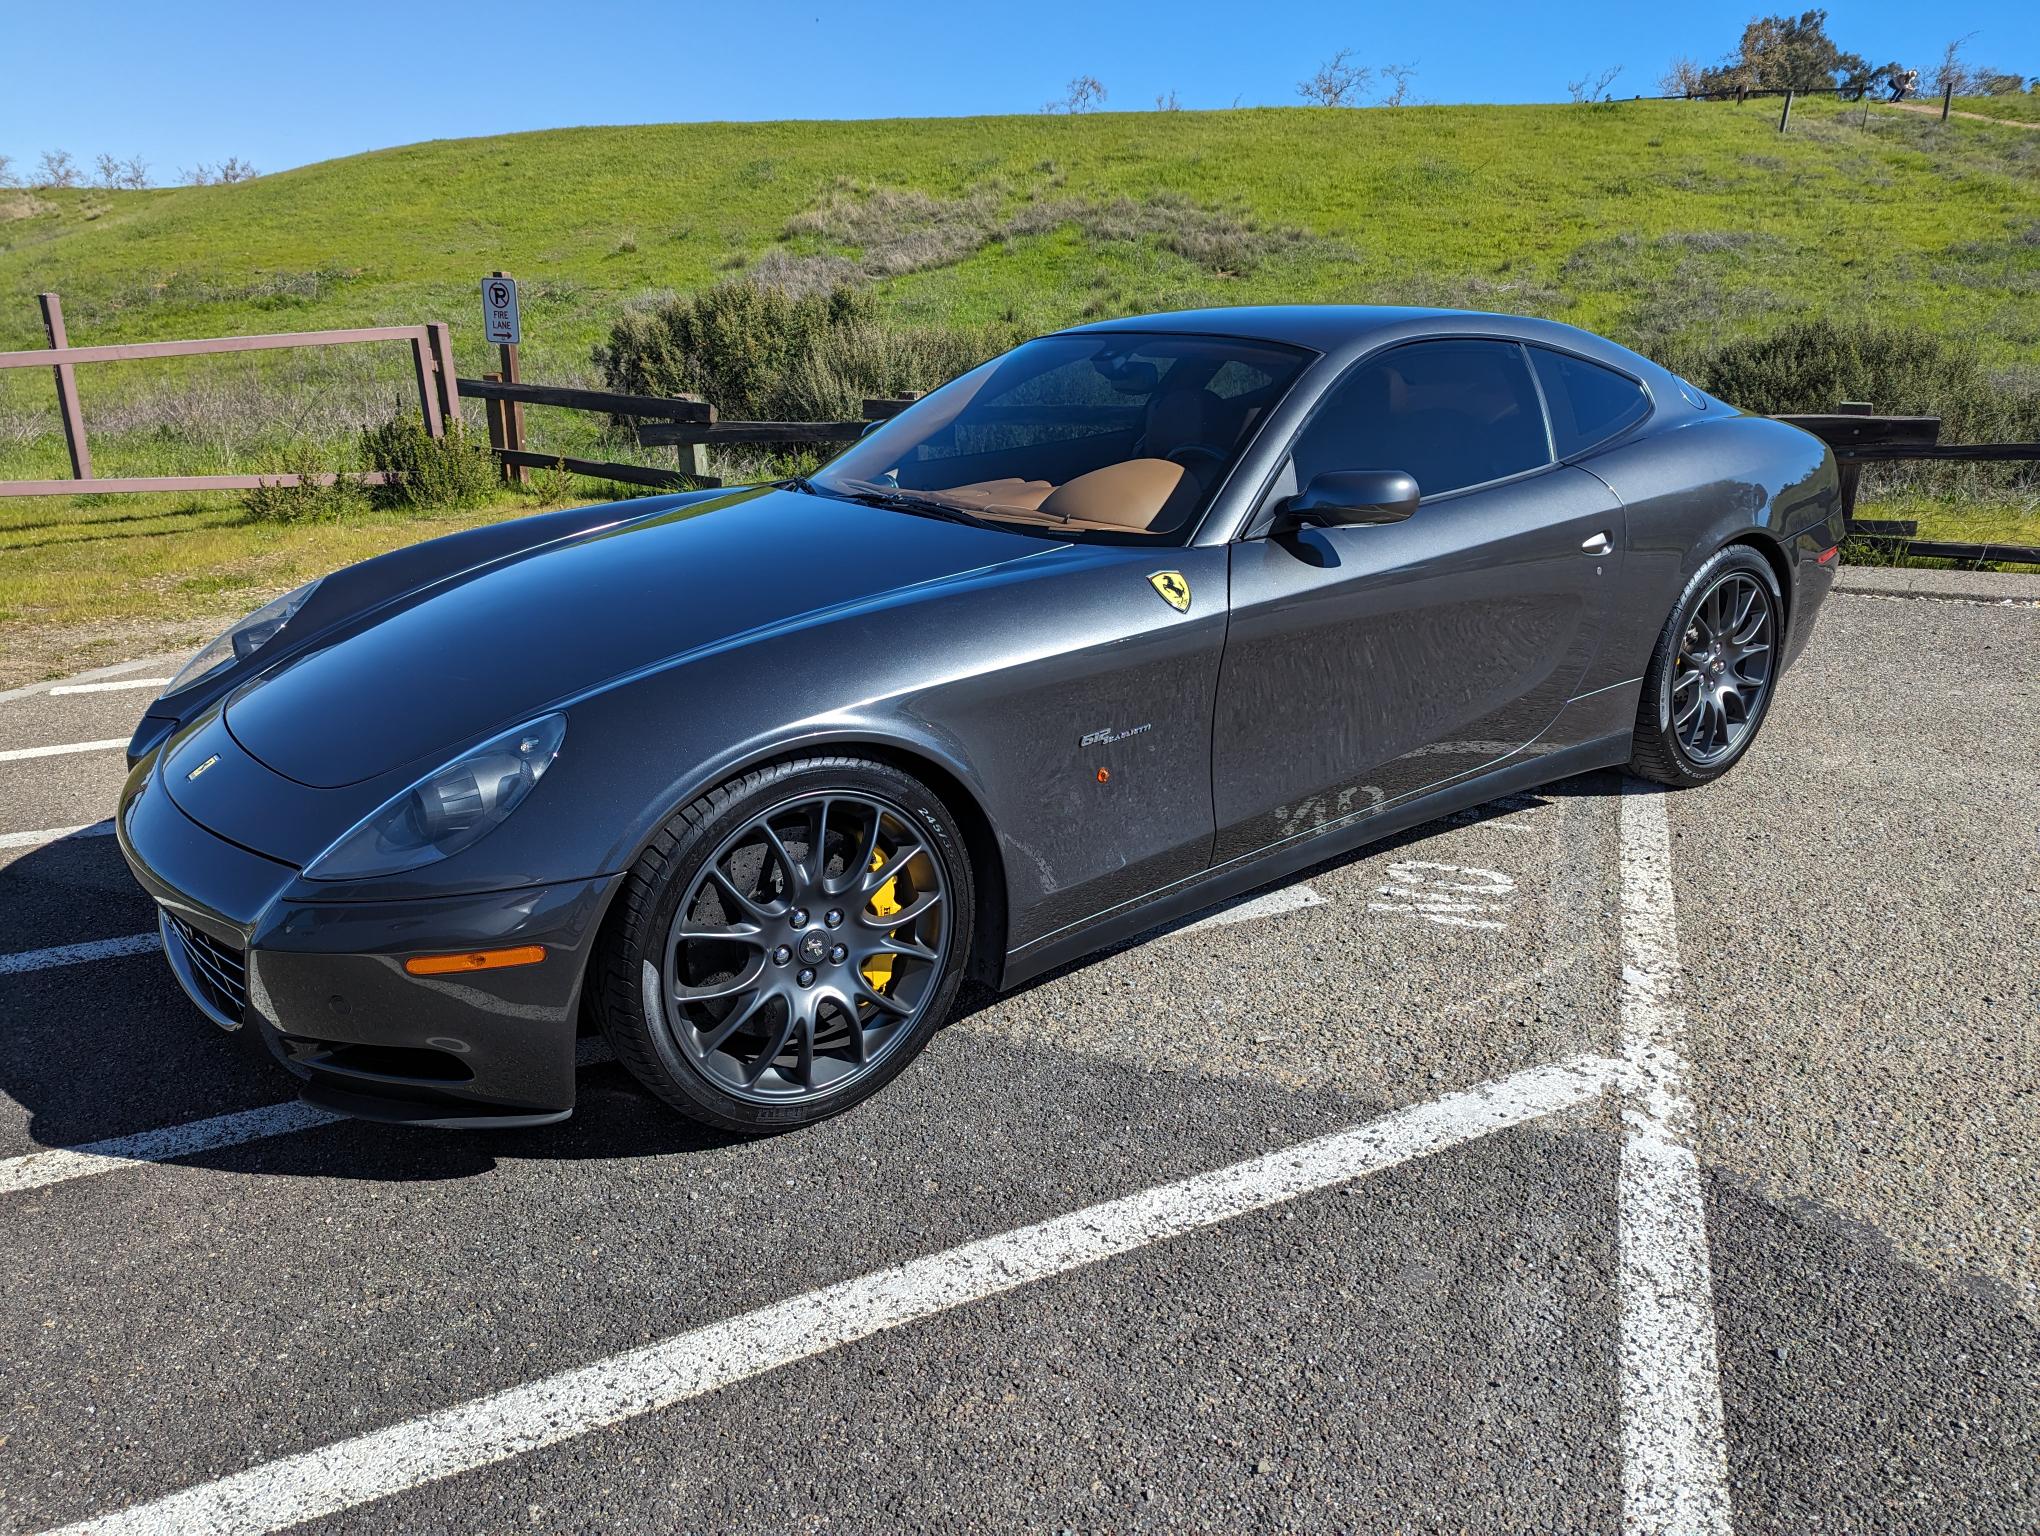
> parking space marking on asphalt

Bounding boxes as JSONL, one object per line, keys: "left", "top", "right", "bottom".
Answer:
{"left": 1614, "top": 780, "right": 1732, "bottom": 1536}
{"left": 47, "top": 678, "right": 171, "bottom": 696}
{"left": 0, "top": 739, "right": 128, "bottom": 764}
{"left": 0, "top": 1101, "right": 342, "bottom": 1196}
{"left": 1173, "top": 882, "right": 1326, "bottom": 935}
{"left": 0, "top": 932, "right": 157, "bottom": 976}
{"left": 0, "top": 820, "right": 114, "bottom": 852}
{"left": 0, "top": 1037, "right": 620, "bottom": 1194}
{"left": 1368, "top": 860, "right": 1516, "bottom": 930}
{"left": 35, "top": 1053, "right": 1620, "bottom": 1536}
{"left": 0, "top": 655, "right": 174, "bottom": 706}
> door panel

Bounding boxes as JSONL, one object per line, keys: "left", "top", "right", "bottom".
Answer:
{"left": 1212, "top": 466, "right": 1622, "bottom": 863}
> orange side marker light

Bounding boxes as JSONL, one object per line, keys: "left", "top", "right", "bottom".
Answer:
{"left": 405, "top": 945, "right": 547, "bottom": 976}
{"left": 1096, "top": 767, "right": 1111, "bottom": 783}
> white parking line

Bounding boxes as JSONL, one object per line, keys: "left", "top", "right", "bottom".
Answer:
{"left": 0, "top": 1102, "right": 341, "bottom": 1196}
{"left": 39, "top": 1053, "right": 1621, "bottom": 1536}
{"left": 49, "top": 677, "right": 170, "bottom": 695}
{"left": 0, "top": 656, "right": 170, "bottom": 706}
{"left": 0, "top": 932, "right": 158, "bottom": 975}
{"left": 1175, "top": 882, "right": 1326, "bottom": 934}
{"left": 0, "top": 1038, "right": 619, "bottom": 1195}
{"left": 1614, "top": 781, "right": 1733, "bottom": 1536}
{"left": 0, "top": 738, "right": 128, "bottom": 763}
{"left": 0, "top": 820, "right": 115, "bottom": 851}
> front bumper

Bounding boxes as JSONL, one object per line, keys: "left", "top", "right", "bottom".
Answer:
{"left": 119, "top": 754, "right": 615, "bottom": 1128}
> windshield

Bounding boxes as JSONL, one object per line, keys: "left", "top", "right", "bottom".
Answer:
{"left": 813, "top": 333, "right": 1312, "bottom": 543}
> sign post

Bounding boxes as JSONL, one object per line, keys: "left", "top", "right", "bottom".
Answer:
{"left": 482, "top": 272, "right": 527, "bottom": 484}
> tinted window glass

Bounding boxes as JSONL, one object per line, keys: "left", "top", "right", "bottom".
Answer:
{"left": 1290, "top": 340, "right": 1550, "bottom": 500}
{"left": 817, "top": 333, "right": 1308, "bottom": 543}
{"left": 1530, "top": 347, "right": 1650, "bottom": 458}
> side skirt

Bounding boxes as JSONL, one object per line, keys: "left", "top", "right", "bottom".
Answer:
{"left": 997, "top": 731, "right": 1633, "bottom": 990}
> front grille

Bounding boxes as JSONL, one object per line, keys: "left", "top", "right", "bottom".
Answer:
{"left": 165, "top": 911, "right": 248, "bottom": 1022}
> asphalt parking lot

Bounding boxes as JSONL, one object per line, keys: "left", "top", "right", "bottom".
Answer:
{"left": 1, "top": 576, "right": 2034, "bottom": 1535}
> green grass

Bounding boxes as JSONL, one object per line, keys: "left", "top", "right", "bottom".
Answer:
{"left": 5, "top": 96, "right": 2037, "bottom": 391}
{"left": 1, "top": 96, "right": 2036, "bottom": 677}
{"left": 1949, "top": 95, "right": 2040, "bottom": 126}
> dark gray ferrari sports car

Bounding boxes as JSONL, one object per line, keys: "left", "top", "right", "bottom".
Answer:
{"left": 118, "top": 306, "right": 1842, "bottom": 1132}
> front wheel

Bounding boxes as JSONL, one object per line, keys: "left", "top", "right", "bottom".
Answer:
{"left": 1629, "top": 545, "right": 1783, "bottom": 787}
{"left": 591, "top": 757, "right": 975, "bottom": 1133}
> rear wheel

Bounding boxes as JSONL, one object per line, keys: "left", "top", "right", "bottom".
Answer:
{"left": 593, "top": 757, "right": 974, "bottom": 1133}
{"left": 1629, "top": 545, "right": 1782, "bottom": 787}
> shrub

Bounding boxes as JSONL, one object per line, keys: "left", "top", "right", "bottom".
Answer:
{"left": 1675, "top": 317, "right": 2040, "bottom": 495}
{"left": 594, "top": 278, "right": 999, "bottom": 423}
{"left": 359, "top": 414, "right": 497, "bottom": 509}
{"left": 241, "top": 445, "right": 365, "bottom": 523}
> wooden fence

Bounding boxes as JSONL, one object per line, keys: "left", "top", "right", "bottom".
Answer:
{"left": 3, "top": 302, "right": 2031, "bottom": 567}
{"left": 1780, "top": 406, "right": 2040, "bottom": 566}
{"left": 458, "top": 375, "right": 917, "bottom": 492}
{"left": 0, "top": 295, "right": 459, "bottom": 497}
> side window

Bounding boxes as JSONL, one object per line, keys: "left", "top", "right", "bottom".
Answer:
{"left": 1530, "top": 347, "right": 1650, "bottom": 459}
{"left": 1289, "top": 340, "right": 1551, "bottom": 500}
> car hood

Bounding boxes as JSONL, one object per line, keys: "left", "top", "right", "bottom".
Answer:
{"left": 224, "top": 486, "right": 1048, "bottom": 788}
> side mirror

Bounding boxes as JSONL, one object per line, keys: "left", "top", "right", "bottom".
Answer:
{"left": 1276, "top": 469, "right": 1420, "bottom": 531}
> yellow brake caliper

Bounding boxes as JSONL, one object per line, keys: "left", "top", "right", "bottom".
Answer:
{"left": 860, "top": 846, "right": 901, "bottom": 997}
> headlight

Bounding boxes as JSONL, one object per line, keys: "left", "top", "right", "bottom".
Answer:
{"left": 304, "top": 714, "right": 567, "bottom": 882}
{"left": 164, "top": 579, "right": 322, "bottom": 697}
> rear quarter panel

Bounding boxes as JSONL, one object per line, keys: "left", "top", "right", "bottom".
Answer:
{"left": 1575, "top": 413, "right": 1840, "bottom": 693}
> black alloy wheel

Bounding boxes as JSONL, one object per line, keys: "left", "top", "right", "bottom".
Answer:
{"left": 594, "top": 757, "right": 974, "bottom": 1132}
{"left": 1630, "top": 544, "right": 1784, "bottom": 788}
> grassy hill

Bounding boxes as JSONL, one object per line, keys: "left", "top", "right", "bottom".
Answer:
{"left": 0, "top": 94, "right": 2035, "bottom": 678}
{"left": 6, "top": 95, "right": 2037, "bottom": 389}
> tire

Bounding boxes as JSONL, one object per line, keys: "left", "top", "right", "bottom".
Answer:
{"left": 591, "top": 756, "right": 975, "bottom": 1134}
{"left": 1629, "top": 544, "right": 1784, "bottom": 788}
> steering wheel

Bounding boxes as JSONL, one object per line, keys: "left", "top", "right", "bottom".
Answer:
{"left": 1164, "top": 444, "right": 1226, "bottom": 470}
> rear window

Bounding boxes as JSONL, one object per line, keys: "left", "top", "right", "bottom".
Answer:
{"left": 1530, "top": 347, "right": 1651, "bottom": 459}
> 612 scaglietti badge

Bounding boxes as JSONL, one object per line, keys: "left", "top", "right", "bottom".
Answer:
{"left": 117, "top": 306, "right": 1843, "bottom": 1132}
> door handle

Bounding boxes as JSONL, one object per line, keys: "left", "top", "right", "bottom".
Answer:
{"left": 1581, "top": 531, "right": 1613, "bottom": 556}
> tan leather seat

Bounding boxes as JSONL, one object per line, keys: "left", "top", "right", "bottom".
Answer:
{"left": 1037, "top": 458, "right": 1190, "bottom": 530}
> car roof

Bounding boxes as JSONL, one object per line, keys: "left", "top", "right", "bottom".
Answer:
{"left": 1053, "top": 305, "right": 1657, "bottom": 373}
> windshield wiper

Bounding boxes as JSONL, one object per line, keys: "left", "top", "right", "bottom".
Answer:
{"left": 828, "top": 483, "right": 992, "bottom": 530}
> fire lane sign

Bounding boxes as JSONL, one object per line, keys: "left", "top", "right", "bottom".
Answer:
{"left": 481, "top": 276, "right": 521, "bottom": 346}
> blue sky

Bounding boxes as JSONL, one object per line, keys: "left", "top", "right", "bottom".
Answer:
{"left": 4, "top": 1, "right": 2034, "bottom": 178}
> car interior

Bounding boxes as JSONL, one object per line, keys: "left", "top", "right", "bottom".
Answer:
{"left": 819, "top": 337, "right": 1309, "bottom": 540}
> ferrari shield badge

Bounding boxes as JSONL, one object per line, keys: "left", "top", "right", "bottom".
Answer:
{"left": 1148, "top": 570, "right": 1191, "bottom": 613}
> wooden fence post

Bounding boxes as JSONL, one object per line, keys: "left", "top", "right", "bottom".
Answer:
{"left": 1778, "top": 88, "right": 1794, "bottom": 132}
{"left": 409, "top": 332, "right": 444, "bottom": 438}
{"left": 36, "top": 294, "right": 92, "bottom": 482}
{"left": 426, "top": 322, "right": 461, "bottom": 432}
{"left": 493, "top": 269, "right": 528, "bottom": 485}
{"left": 1834, "top": 400, "right": 1871, "bottom": 531}
{"left": 1940, "top": 83, "right": 1953, "bottom": 121}
{"left": 481, "top": 371, "right": 509, "bottom": 476}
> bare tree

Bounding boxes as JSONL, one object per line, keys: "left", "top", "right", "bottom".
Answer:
{"left": 185, "top": 156, "right": 259, "bottom": 186}
{"left": 1568, "top": 64, "right": 1624, "bottom": 104}
{"left": 1660, "top": 55, "right": 1704, "bottom": 97}
{"left": 1298, "top": 47, "right": 1372, "bottom": 107}
{"left": 1042, "top": 76, "right": 1108, "bottom": 114}
{"left": 1154, "top": 88, "right": 1182, "bottom": 111}
{"left": 34, "top": 149, "right": 80, "bottom": 189}
{"left": 93, "top": 152, "right": 150, "bottom": 190}
{"left": 1378, "top": 62, "right": 1418, "bottom": 107}
{"left": 1930, "top": 34, "right": 1977, "bottom": 96}
{"left": 0, "top": 153, "right": 16, "bottom": 189}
